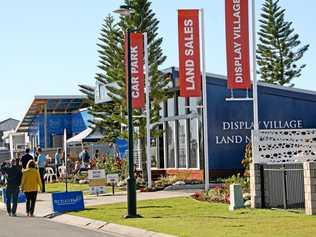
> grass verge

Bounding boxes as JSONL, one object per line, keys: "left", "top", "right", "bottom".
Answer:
{"left": 45, "top": 182, "right": 123, "bottom": 194}
{"left": 72, "top": 197, "right": 316, "bottom": 237}
{"left": 46, "top": 183, "right": 89, "bottom": 193}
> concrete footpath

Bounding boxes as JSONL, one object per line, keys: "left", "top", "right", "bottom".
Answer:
{"left": 0, "top": 189, "right": 197, "bottom": 237}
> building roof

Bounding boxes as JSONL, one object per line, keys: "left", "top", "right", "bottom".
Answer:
{"left": 16, "top": 95, "right": 89, "bottom": 133}
{"left": 0, "top": 118, "right": 19, "bottom": 132}
{"left": 163, "top": 66, "right": 316, "bottom": 98}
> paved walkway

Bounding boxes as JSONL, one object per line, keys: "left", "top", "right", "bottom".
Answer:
{"left": 0, "top": 189, "right": 195, "bottom": 237}
{"left": 0, "top": 210, "right": 119, "bottom": 237}
{"left": 0, "top": 189, "right": 196, "bottom": 217}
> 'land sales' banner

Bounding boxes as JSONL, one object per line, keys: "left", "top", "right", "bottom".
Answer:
{"left": 225, "top": 0, "right": 251, "bottom": 89}
{"left": 178, "top": 9, "right": 201, "bottom": 97}
{"left": 125, "top": 33, "right": 145, "bottom": 109}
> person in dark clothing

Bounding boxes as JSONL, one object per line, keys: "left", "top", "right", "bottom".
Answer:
{"left": 36, "top": 147, "right": 46, "bottom": 192}
{"left": 20, "top": 148, "right": 33, "bottom": 169}
{"left": 1, "top": 159, "right": 22, "bottom": 216}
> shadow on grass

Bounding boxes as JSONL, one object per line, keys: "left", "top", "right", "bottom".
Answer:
{"left": 138, "top": 205, "right": 173, "bottom": 209}
{"left": 114, "top": 205, "right": 173, "bottom": 210}
{"left": 169, "top": 215, "right": 240, "bottom": 220}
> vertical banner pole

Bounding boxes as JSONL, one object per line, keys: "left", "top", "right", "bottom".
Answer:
{"left": 252, "top": 0, "right": 259, "bottom": 131}
{"left": 64, "top": 128, "right": 68, "bottom": 192}
{"left": 251, "top": 0, "right": 259, "bottom": 163}
{"left": 144, "top": 32, "right": 152, "bottom": 189}
{"left": 200, "top": 9, "right": 209, "bottom": 191}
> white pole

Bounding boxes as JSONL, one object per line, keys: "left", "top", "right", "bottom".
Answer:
{"left": 252, "top": 0, "right": 259, "bottom": 131}
{"left": 200, "top": 9, "right": 209, "bottom": 191}
{"left": 9, "top": 133, "right": 14, "bottom": 159}
{"left": 251, "top": 0, "right": 259, "bottom": 163}
{"left": 144, "top": 32, "right": 152, "bottom": 189}
{"left": 64, "top": 129, "right": 67, "bottom": 168}
{"left": 64, "top": 128, "right": 68, "bottom": 192}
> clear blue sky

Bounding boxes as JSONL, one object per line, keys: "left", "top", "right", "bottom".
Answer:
{"left": 0, "top": 0, "right": 315, "bottom": 122}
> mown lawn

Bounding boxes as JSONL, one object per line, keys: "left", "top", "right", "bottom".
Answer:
{"left": 45, "top": 182, "right": 124, "bottom": 194}
{"left": 72, "top": 197, "right": 316, "bottom": 237}
{"left": 46, "top": 182, "right": 89, "bottom": 193}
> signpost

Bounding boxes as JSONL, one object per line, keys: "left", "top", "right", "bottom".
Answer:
{"left": 107, "top": 173, "right": 119, "bottom": 195}
{"left": 88, "top": 169, "right": 106, "bottom": 195}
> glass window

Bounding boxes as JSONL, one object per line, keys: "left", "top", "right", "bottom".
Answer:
{"left": 189, "top": 118, "right": 199, "bottom": 168}
{"left": 159, "top": 102, "right": 164, "bottom": 118}
{"left": 178, "top": 97, "right": 186, "bottom": 116}
{"left": 189, "top": 97, "right": 202, "bottom": 114}
{"left": 167, "top": 97, "right": 175, "bottom": 117}
{"left": 167, "top": 121, "right": 175, "bottom": 168}
{"left": 178, "top": 119, "right": 187, "bottom": 168}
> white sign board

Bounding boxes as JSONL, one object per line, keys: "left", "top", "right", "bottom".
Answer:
{"left": 88, "top": 169, "right": 106, "bottom": 195}
{"left": 106, "top": 174, "right": 119, "bottom": 183}
{"left": 88, "top": 169, "right": 105, "bottom": 179}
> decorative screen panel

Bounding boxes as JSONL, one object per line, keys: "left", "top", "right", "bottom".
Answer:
{"left": 253, "top": 129, "right": 316, "bottom": 164}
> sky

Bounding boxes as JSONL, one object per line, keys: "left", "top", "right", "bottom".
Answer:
{"left": 0, "top": 0, "right": 315, "bottom": 122}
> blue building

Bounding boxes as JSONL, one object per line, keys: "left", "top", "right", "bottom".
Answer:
{"left": 16, "top": 95, "right": 90, "bottom": 149}
{"left": 154, "top": 67, "right": 316, "bottom": 178}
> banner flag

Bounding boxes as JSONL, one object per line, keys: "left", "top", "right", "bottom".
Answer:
{"left": 125, "top": 33, "right": 145, "bottom": 109}
{"left": 225, "top": 0, "right": 251, "bottom": 89}
{"left": 178, "top": 9, "right": 202, "bottom": 97}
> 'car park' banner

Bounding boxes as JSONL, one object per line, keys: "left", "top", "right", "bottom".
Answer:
{"left": 178, "top": 9, "right": 201, "bottom": 97}
{"left": 225, "top": 0, "right": 251, "bottom": 89}
{"left": 125, "top": 33, "right": 145, "bottom": 109}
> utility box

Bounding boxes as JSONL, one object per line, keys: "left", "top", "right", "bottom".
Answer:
{"left": 229, "top": 184, "right": 244, "bottom": 211}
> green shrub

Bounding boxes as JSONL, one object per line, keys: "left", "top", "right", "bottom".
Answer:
{"left": 96, "top": 157, "right": 128, "bottom": 181}
{"left": 224, "top": 173, "right": 250, "bottom": 193}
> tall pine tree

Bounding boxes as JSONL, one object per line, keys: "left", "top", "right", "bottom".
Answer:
{"left": 83, "top": 0, "right": 170, "bottom": 182}
{"left": 257, "top": 0, "right": 309, "bottom": 86}
{"left": 117, "top": 0, "right": 169, "bottom": 181}
{"left": 80, "top": 15, "right": 123, "bottom": 142}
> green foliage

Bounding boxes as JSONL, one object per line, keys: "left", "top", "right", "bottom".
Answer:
{"left": 153, "top": 175, "right": 179, "bottom": 190}
{"left": 96, "top": 157, "right": 128, "bottom": 180}
{"left": 80, "top": 0, "right": 171, "bottom": 182}
{"left": 192, "top": 187, "right": 230, "bottom": 204}
{"left": 242, "top": 143, "right": 252, "bottom": 177}
{"left": 257, "top": 0, "right": 309, "bottom": 86}
{"left": 224, "top": 173, "right": 250, "bottom": 194}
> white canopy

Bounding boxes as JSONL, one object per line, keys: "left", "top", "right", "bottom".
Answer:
{"left": 67, "top": 127, "right": 93, "bottom": 144}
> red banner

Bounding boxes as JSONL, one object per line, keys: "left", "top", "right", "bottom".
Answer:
{"left": 178, "top": 9, "right": 201, "bottom": 97}
{"left": 125, "top": 33, "right": 145, "bottom": 109}
{"left": 225, "top": 0, "right": 251, "bottom": 89}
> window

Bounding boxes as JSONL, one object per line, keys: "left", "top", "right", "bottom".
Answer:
{"left": 178, "top": 97, "right": 186, "bottom": 116}
{"left": 159, "top": 102, "right": 164, "bottom": 118}
{"left": 167, "top": 121, "right": 176, "bottom": 168}
{"left": 189, "top": 97, "right": 202, "bottom": 113}
{"left": 178, "top": 119, "right": 187, "bottom": 168}
{"left": 167, "top": 97, "right": 175, "bottom": 117}
{"left": 189, "top": 118, "right": 199, "bottom": 168}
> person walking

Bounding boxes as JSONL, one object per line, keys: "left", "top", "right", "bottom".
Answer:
{"left": 0, "top": 159, "right": 22, "bottom": 216}
{"left": 20, "top": 148, "right": 33, "bottom": 170}
{"left": 36, "top": 148, "right": 46, "bottom": 192}
{"left": 21, "top": 160, "right": 42, "bottom": 217}
{"left": 54, "top": 148, "right": 62, "bottom": 178}
{"left": 79, "top": 147, "right": 90, "bottom": 169}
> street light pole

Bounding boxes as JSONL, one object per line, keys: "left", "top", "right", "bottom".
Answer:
{"left": 126, "top": 29, "right": 137, "bottom": 218}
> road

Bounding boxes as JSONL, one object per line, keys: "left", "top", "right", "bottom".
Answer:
{"left": 0, "top": 210, "right": 118, "bottom": 237}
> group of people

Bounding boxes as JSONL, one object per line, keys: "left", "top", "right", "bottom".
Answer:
{"left": 0, "top": 146, "right": 105, "bottom": 217}
{"left": 1, "top": 148, "right": 43, "bottom": 217}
